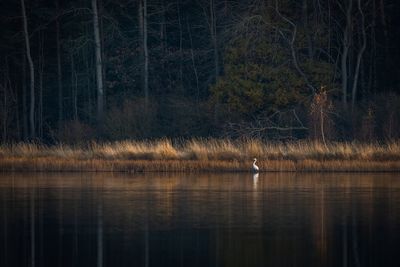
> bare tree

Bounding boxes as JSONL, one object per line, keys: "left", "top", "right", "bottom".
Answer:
{"left": 302, "top": 0, "right": 313, "bottom": 59}
{"left": 340, "top": 0, "right": 353, "bottom": 110}
{"left": 22, "top": 53, "right": 28, "bottom": 140}
{"left": 21, "top": 0, "right": 35, "bottom": 138}
{"left": 143, "top": 0, "right": 149, "bottom": 107}
{"left": 210, "top": 0, "right": 219, "bottom": 80}
{"left": 56, "top": 0, "right": 63, "bottom": 128}
{"left": 70, "top": 53, "right": 78, "bottom": 120}
{"left": 187, "top": 18, "right": 200, "bottom": 102}
{"left": 92, "top": 0, "right": 104, "bottom": 122}
{"left": 379, "top": 0, "right": 388, "bottom": 51}
{"left": 275, "top": 0, "right": 316, "bottom": 94}
{"left": 38, "top": 32, "right": 44, "bottom": 139}
{"left": 1, "top": 60, "right": 9, "bottom": 142}
{"left": 310, "top": 88, "right": 334, "bottom": 148}
{"left": 177, "top": 0, "right": 183, "bottom": 92}
{"left": 223, "top": 110, "right": 307, "bottom": 139}
{"left": 138, "top": 0, "right": 149, "bottom": 107}
{"left": 351, "top": 0, "right": 367, "bottom": 111}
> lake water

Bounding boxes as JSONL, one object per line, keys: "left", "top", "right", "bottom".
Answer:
{"left": 0, "top": 172, "right": 399, "bottom": 267}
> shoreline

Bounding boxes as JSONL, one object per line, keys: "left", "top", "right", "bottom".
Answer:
{"left": 1, "top": 158, "right": 399, "bottom": 173}
{"left": 1, "top": 140, "right": 400, "bottom": 172}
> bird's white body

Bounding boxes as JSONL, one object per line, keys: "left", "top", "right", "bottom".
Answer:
{"left": 252, "top": 158, "right": 259, "bottom": 172}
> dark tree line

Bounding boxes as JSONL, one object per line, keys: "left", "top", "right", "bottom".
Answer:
{"left": 0, "top": 0, "right": 399, "bottom": 143}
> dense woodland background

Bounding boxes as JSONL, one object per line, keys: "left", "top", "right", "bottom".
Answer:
{"left": 0, "top": 0, "right": 399, "bottom": 143}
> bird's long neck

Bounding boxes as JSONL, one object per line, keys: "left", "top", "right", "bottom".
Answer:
{"left": 253, "top": 159, "right": 257, "bottom": 164}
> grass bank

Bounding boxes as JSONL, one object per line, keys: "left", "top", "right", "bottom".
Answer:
{"left": 0, "top": 139, "right": 400, "bottom": 172}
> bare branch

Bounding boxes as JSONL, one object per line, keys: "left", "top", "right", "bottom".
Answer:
{"left": 274, "top": 0, "right": 316, "bottom": 94}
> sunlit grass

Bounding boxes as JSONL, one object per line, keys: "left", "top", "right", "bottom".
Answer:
{"left": 0, "top": 139, "right": 399, "bottom": 172}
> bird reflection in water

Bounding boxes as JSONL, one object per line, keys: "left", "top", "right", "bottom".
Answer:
{"left": 252, "top": 172, "right": 259, "bottom": 189}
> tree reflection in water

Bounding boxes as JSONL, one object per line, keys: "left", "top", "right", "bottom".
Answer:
{"left": 0, "top": 172, "right": 399, "bottom": 267}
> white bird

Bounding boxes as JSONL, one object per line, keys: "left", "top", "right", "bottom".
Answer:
{"left": 252, "top": 158, "right": 259, "bottom": 172}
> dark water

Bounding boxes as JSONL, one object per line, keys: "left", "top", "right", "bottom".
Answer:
{"left": 0, "top": 172, "right": 399, "bottom": 267}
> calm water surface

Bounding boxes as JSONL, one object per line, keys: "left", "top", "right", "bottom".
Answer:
{"left": 0, "top": 172, "right": 399, "bottom": 267}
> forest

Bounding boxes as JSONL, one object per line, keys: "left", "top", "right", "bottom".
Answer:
{"left": 0, "top": 0, "right": 399, "bottom": 143}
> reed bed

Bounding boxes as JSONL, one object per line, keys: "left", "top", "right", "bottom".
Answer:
{"left": 0, "top": 139, "right": 399, "bottom": 172}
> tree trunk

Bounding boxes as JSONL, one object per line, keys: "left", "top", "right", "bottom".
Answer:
{"left": 320, "top": 107, "right": 327, "bottom": 149}
{"left": 341, "top": 0, "right": 352, "bottom": 110}
{"left": 302, "top": 0, "right": 313, "bottom": 59}
{"left": 178, "top": 0, "right": 183, "bottom": 93}
{"left": 160, "top": 0, "right": 167, "bottom": 54}
{"left": 22, "top": 53, "right": 28, "bottom": 140}
{"left": 3, "top": 87, "right": 6, "bottom": 142}
{"left": 187, "top": 18, "right": 200, "bottom": 102}
{"left": 56, "top": 0, "right": 63, "bottom": 129}
{"left": 16, "top": 90, "right": 20, "bottom": 140}
{"left": 71, "top": 54, "right": 78, "bottom": 121}
{"left": 379, "top": 0, "right": 388, "bottom": 48}
{"left": 38, "top": 32, "right": 44, "bottom": 139}
{"left": 138, "top": 0, "right": 149, "bottom": 106}
{"left": 351, "top": 0, "right": 366, "bottom": 111}
{"left": 85, "top": 35, "right": 93, "bottom": 119}
{"left": 368, "top": 0, "right": 377, "bottom": 94}
{"left": 2, "top": 63, "right": 7, "bottom": 142}
{"left": 99, "top": 0, "right": 106, "bottom": 92}
{"left": 275, "top": 0, "right": 315, "bottom": 93}
{"left": 138, "top": 0, "right": 143, "bottom": 86}
{"left": 160, "top": 0, "right": 167, "bottom": 93}
{"left": 210, "top": 0, "right": 219, "bottom": 81}
{"left": 92, "top": 0, "right": 104, "bottom": 122}
{"left": 144, "top": 0, "right": 149, "bottom": 105}
{"left": 21, "top": 0, "right": 35, "bottom": 138}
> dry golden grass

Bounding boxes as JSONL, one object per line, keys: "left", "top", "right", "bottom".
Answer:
{"left": 0, "top": 139, "right": 399, "bottom": 172}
